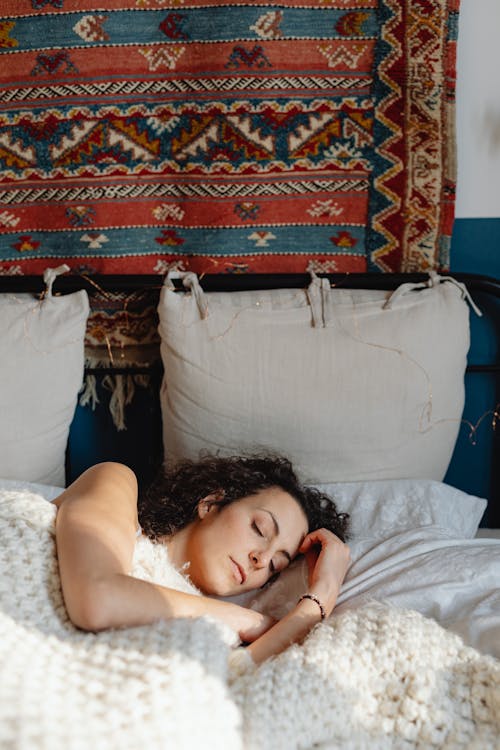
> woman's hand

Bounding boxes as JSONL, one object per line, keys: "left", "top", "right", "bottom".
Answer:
{"left": 299, "top": 528, "right": 351, "bottom": 617}
{"left": 246, "top": 531, "right": 350, "bottom": 663}
{"left": 226, "top": 605, "right": 275, "bottom": 643}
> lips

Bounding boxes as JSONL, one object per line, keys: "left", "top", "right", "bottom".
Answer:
{"left": 230, "top": 557, "right": 246, "bottom": 585}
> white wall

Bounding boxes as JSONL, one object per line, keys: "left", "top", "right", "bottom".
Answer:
{"left": 455, "top": 0, "right": 500, "bottom": 218}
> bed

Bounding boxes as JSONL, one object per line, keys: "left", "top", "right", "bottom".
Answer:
{"left": 0, "top": 269, "right": 499, "bottom": 750}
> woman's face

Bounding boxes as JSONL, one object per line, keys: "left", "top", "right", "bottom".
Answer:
{"left": 184, "top": 486, "right": 308, "bottom": 597}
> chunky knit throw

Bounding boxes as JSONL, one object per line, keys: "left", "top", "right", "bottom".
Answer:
{"left": 1, "top": 488, "right": 499, "bottom": 750}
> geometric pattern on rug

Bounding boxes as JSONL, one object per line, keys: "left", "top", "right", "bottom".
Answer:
{"left": 0, "top": 0, "right": 459, "bottom": 275}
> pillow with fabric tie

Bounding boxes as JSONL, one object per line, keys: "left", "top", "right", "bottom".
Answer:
{"left": 0, "top": 266, "right": 89, "bottom": 487}
{"left": 157, "top": 271, "right": 476, "bottom": 484}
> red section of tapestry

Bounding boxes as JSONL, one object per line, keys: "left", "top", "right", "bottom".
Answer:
{"left": 0, "top": 1, "right": 459, "bottom": 276}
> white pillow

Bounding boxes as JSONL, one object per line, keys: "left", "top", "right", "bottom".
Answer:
{"left": 158, "top": 272, "right": 471, "bottom": 483}
{"left": 312, "top": 478, "right": 486, "bottom": 540}
{"left": 0, "top": 277, "right": 89, "bottom": 487}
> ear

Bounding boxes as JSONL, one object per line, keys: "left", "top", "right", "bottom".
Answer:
{"left": 196, "top": 492, "right": 223, "bottom": 519}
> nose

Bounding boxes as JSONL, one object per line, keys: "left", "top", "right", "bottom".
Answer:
{"left": 250, "top": 549, "right": 271, "bottom": 569}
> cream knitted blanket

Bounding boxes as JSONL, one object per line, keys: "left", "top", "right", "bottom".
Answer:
{"left": 0, "top": 488, "right": 499, "bottom": 750}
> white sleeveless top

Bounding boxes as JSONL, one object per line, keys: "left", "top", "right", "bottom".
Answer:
{"left": 131, "top": 532, "right": 202, "bottom": 597}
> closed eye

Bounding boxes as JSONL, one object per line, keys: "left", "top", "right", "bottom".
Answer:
{"left": 252, "top": 521, "right": 276, "bottom": 573}
{"left": 252, "top": 520, "right": 283, "bottom": 575}
{"left": 252, "top": 521, "right": 264, "bottom": 537}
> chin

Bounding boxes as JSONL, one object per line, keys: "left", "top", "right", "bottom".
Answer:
{"left": 190, "top": 558, "right": 248, "bottom": 598}
{"left": 189, "top": 569, "right": 228, "bottom": 597}
{"left": 205, "top": 575, "right": 246, "bottom": 598}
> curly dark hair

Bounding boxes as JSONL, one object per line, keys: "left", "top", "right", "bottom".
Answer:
{"left": 138, "top": 454, "right": 349, "bottom": 543}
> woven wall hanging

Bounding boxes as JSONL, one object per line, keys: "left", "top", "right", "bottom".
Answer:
{"left": 0, "top": 0, "right": 459, "bottom": 275}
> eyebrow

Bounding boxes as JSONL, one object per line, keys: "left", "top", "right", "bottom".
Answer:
{"left": 259, "top": 508, "right": 292, "bottom": 563}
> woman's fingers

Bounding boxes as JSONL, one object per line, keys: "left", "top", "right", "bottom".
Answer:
{"left": 299, "top": 527, "right": 345, "bottom": 553}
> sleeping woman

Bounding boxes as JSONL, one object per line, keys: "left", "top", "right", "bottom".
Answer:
{"left": 53, "top": 454, "right": 351, "bottom": 664}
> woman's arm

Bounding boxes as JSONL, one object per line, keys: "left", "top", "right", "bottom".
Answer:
{"left": 247, "top": 529, "right": 351, "bottom": 664}
{"left": 54, "top": 462, "right": 272, "bottom": 640}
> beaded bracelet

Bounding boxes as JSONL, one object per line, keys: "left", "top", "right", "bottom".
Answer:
{"left": 297, "top": 593, "right": 326, "bottom": 620}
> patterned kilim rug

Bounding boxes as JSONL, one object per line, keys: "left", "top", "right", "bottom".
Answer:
{"left": 0, "top": 0, "right": 459, "bottom": 276}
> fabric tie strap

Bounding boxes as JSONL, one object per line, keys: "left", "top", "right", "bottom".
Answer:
{"left": 307, "top": 271, "right": 330, "bottom": 328}
{"left": 428, "top": 272, "right": 483, "bottom": 317}
{"left": 383, "top": 272, "right": 482, "bottom": 317}
{"left": 43, "top": 264, "right": 70, "bottom": 298}
{"left": 166, "top": 270, "right": 209, "bottom": 320}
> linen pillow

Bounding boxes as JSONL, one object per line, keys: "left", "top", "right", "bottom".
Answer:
{"left": 158, "top": 272, "right": 472, "bottom": 483}
{"left": 312, "top": 478, "right": 486, "bottom": 540}
{"left": 0, "top": 268, "right": 89, "bottom": 486}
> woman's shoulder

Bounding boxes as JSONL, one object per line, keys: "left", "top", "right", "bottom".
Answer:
{"left": 131, "top": 534, "right": 202, "bottom": 596}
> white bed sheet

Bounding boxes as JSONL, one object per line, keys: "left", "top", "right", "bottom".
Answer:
{"left": 335, "top": 528, "right": 500, "bottom": 658}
